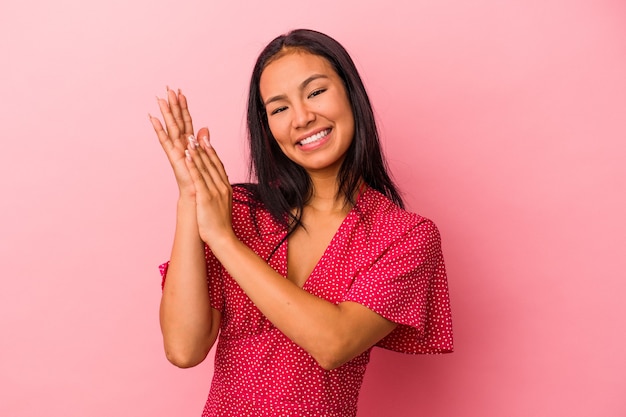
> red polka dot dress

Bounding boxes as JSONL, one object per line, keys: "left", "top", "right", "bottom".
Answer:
{"left": 160, "top": 185, "right": 453, "bottom": 416}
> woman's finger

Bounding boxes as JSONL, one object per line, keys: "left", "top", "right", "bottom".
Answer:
{"left": 199, "top": 135, "right": 230, "bottom": 186}
{"left": 186, "top": 137, "right": 219, "bottom": 192}
{"left": 167, "top": 87, "right": 186, "bottom": 134}
{"left": 156, "top": 96, "right": 181, "bottom": 142}
{"left": 193, "top": 134, "right": 231, "bottom": 191}
{"left": 149, "top": 114, "right": 176, "bottom": 154}
{"left": 151, "top": 113, "right": 192, "bottom": 175}
{"left": 178, "top": 90, "right": 195, "bottom": 137}
{"left": 188, "top": 136, "right": 233, "bottom": 206}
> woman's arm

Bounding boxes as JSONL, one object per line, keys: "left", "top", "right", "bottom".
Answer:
{"left": 185, "top": 133, "right": 397, "bottom": 371}
{"left": 150, "top": 89, "right": 221, "bottom": 368}
{"left": 158, "top": 198, "right": 221, "bottom": 368}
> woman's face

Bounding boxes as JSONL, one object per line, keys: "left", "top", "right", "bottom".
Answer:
{"left": 260, "top": 51, "right": 355, "bottom": 177}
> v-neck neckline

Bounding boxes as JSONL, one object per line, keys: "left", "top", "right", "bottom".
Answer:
{"left": 284, "top": 186, "right": 368, "bottom": 289}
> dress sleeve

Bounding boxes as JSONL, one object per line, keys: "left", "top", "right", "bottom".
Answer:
{"left": 158, "top": 244, "right": 225, "bottom": 312}
{"left": 343, "top": 219, "right": 453, "bottom": 354}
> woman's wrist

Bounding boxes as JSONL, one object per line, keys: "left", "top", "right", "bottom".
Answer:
{"left": 203, "top": 229, "right": 241, "bottom": 259}
{"left": 175, "top": 197, "right": 201, "bottom": 236}
{"left": 177, "top": 195, "right": 196, "bottom": 210}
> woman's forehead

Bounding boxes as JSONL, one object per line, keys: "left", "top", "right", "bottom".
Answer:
{"left": 260, "top": 52, "right": 336, "bottom": 91}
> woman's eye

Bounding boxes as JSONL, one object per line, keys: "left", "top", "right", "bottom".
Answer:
{"left": 308, "top": 88, "right": 326, "bottom": 98}
{"left": 270, "top": 106, "right": 287, "bottom": 115}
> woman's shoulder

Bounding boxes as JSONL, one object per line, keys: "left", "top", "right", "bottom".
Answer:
{"left": 359, "top": 187, "right": 440, "bottom": 242}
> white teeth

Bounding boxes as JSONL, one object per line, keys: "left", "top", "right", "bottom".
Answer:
{"left": 300, "top": 129, "right": 330, "bottom": 145}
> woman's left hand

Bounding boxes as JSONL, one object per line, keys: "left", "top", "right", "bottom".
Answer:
{"left": 184, "top": 129, "right": 235, "bottom": 247}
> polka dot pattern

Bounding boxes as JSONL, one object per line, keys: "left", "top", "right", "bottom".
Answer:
{"left": 160, "top": 185, "right": 453, "bottom": 416}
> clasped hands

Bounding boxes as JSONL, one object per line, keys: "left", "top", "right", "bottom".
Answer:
{"left": 149, "top": 87, "right": 234, "bottom": 246}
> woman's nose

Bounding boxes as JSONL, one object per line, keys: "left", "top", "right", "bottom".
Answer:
{"left": 291, "top": 103, "right": 315, "bottom": 128}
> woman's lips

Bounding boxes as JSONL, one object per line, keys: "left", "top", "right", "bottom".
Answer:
{"left": 298, "top": 128, "right": 331, "bottom": 147}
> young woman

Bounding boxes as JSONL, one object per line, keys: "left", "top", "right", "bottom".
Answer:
{"left": 149, "top": 29, "right": 453, "bottom": 417}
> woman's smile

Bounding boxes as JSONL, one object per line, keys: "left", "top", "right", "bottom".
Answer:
{"left": 298, "top": 128, "right": 331, "bottom": 148}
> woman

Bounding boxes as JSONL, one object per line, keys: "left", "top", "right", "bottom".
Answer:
{"left": 149, "top": 29, "right": 453, "bottom": 417}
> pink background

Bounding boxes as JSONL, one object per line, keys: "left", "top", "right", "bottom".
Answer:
{"left": 2, "top": 0, "right": 625, "bottom": 416}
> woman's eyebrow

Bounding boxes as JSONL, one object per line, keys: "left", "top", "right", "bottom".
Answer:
{"left": 300, "top": 73, "right": 328, "bottom": 89}
{"left": 264, "top": 74, "right": 329, "bottom": 106}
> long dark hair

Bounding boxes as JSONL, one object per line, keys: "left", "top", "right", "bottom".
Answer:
{"left": 244, "top": 28, "right": 403, "bottom": 233}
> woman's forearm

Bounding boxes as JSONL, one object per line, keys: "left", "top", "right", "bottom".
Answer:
{"left": 208, "top": 235, "right": 396, "bottom": 370}
{"left": 159, "top": 198, "right": 220, "bottom": 368}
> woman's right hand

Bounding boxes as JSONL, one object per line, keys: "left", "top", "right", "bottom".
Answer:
{"left": 149, "top": 87, "right": 197, "bottom": 198}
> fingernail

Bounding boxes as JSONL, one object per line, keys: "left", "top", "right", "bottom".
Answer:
{"left": 202, "top": 136, "right": 211, "bottom": 149}
{"left": 187, "top": 135, "right": 198, "bottom": 149}
{"left": 185, "top": 150, "right": 191, "bottom": 160}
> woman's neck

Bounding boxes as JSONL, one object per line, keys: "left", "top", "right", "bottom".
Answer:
{"left": 306, "top": 173, "right": 360, "bottom": 214}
